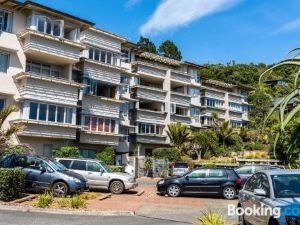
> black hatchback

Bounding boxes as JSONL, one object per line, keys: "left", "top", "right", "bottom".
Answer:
{"left": 157, "top": 168, "right": 242, "bottom": 199}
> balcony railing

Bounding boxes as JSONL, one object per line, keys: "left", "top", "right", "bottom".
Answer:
{"left": 134, "top": 109, "right": 166, "bottom": 124}
{"left": 171, "top": 92, "right": 191, "bottom": 106}
{"left": 131, "top": 85, "right": 167, "bottom": 102}
{"left": 171, "top": 70, "right": 191, "bottom": 84}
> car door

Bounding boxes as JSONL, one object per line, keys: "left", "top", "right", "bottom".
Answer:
{"left": 202, "top": 169, "right": 228, "bottom": 194}
{"left": 182, "top": 169, "right": 207, "bottom": 194}
{"left": 22, "top": 158, "right": 52, "bottom": 191}
{"left": 86, "top": 161, "right": 108, "bottom": 189}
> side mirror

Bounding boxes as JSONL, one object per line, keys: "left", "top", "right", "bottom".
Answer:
{"left": 99, "top": 168, "right": 104, "bottom": 175}
{"left": 254, "top": 189, "right": 267, "bottom": 196}
{"left": 185, "top": 176, "right": 189, "bottom": 180}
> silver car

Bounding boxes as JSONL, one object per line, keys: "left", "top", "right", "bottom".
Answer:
{"left": 56, "top": 158, "right": 138, "bottom": 194}
{"left": 238, "top": 170, "right": 300, "bottom": 225}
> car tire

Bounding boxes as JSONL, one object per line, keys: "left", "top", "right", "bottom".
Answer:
{"left": 52, "top": 182, "right": 68, "bottom": 197}
{"left": 167, "top": 184, "right": 181, "bottom": 197}
{"left": 109, "top": 180, "right": 124, "bottom": 194}
{"left": 269, "top": 219, "right": 279, "bottom": 225}
{"left": 222, "top": 186, "right": 236, "bottom": 200}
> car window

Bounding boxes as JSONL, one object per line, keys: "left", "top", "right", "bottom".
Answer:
{"left": 272, "top": 174, "right": 300, "bottom": 198}
{"left": 58, "top": 160, "right": 72, "bottom": 168}
{"left": 236, "top": 166, "right": 253, "bottom": 175}
{"left": 87, "top": 162, "right": 101, "bottom": 172}
{"left": 258, "top": 174, "right": 270, "bottom": 196}
{"left": 208, "top": 169, "right": 227, "bottom": 177}
{"left": 189, "top": 169, "right": 207, "bottom": 178}
{"left": 244, "top": 174, "right": 256, "bottom": 192}
{"left": 70, "top": 160, "right": 86, "bottom": 171}
{"left": 12, "top": 156, "right": 28, "bottom": 167}
{"left": 174, "top": 163, "right": 188, "bottom": 168}
{"left": 254, "top": 166, "right": 265, "bottom": 173}
{"left": 27, "top": 158, "right": 45, "bottom": 171}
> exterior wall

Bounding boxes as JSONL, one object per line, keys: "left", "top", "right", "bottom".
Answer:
{"left": 133, "top": 86, "right": 166, "bottom": 102}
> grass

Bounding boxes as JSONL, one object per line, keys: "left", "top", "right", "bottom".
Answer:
{"left": 34, "top": 193, "right": 53, "bottom": 208}
{"left": 71, "top": 195, "right": 86, "bottom": 209}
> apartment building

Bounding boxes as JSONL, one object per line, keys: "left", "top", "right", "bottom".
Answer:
{"left": 0, "top": 1, "right": 249, "bottom": 170}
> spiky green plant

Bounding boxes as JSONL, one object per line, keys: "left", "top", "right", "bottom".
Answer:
{"left": 196, "top": 211, "right": 227, "bottom": 225}
{"left": 166, "top": 122, "right": 192, "bottom": 153}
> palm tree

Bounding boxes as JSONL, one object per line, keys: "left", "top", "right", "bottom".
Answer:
{"left": 218, "top": 121, "right": 234, "bottom": 147}
{"left": 0, "top": 105, "right": 23, "bottom": 155}
{"left": 211, "top": 112, "right": 219, "bottom": 132}
{"left": 166, "top": 122, "right": 192, "bottom": 153}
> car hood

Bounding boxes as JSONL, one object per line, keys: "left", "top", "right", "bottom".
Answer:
{"left": 60, "top": 170, "right": 86, "bottom": 182}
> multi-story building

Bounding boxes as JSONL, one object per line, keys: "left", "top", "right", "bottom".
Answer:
{"left": 0, "top": 1, "right": 249, "bottom": 173}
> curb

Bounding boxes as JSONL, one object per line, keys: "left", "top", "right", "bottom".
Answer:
{"left": 0, "top": 204, "right": 135, "bottom": 216}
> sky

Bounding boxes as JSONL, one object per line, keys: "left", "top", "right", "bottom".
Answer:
{"left": 24, "top": 0, "right": 300, "bottom": 65}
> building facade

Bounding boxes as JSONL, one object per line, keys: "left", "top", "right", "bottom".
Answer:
{"left": 0, "top": 1, "right": 249, "bottom": 172}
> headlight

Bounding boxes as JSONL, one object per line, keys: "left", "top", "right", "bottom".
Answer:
{"left": 73, "top": 178, "right": 82, "bottom": 184}
{"left": 158, "top": 180, "right": 165, "bottom": 185}
{"left": 286, "top": 217, "right": 300, "bottom": 225}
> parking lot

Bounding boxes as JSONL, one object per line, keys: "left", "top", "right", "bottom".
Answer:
{"left": 85, "top": 178, "right": 238, "bottom": 224}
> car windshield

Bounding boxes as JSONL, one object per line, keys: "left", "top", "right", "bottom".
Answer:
{"left": 46, "top": 159, "right": 66, "bottom": 172}
{"left": 100, "top": 162, "right": 112, "bottom": 173}
{"left": 272, "top": 174, "right": 300, "bottom": 198}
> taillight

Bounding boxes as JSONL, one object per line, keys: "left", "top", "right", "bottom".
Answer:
{"left": 236, "top": 177, "right": 242, "bottom": 185}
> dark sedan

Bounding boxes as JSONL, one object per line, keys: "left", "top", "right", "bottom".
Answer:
{"left": 157, "top": 168, "right": 242, "bottom": 199}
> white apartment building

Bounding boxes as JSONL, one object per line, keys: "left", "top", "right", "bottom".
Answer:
{"left": 0, "top": 1, "right": 249, "bottom": 170}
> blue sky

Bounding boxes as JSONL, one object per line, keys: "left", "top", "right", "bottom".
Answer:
{"left": 27, "top": 0, "right": 300, "bottom": 65}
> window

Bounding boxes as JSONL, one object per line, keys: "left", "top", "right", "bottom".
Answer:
{"left": 236, "top": 166, "right": 253, "bottom": 175}
{"left": 35, "top": 15, "right": 64, "bottom": 37}
{"left": 189, "top": 88, "right": 200, "bottom": 97}
{"left": 26, "top": 61, "right": 60, "bottom": 78}
{"left": 98, "top": 118, "right": 103, "bottom": 132}
{"left": 58, "top": 159, "right": 72, "bottom": 168}
{"left": 0, "top": 99, "right": 5, "bottom": 111}
{"left": 29, "top": 102, "right": 38, "bottom": 119}
{"left": 229, "top": 102, "right": 241, "bottom": 111}
{"left": 104, "top": 119, "right": 110, "bottom": 132}
{"left": 87, "top": 162, "right": 101, "bottom": 172}
{"left": 70, "top": 161, "right": 86, "bottom": 171}
{"left": 28, "top": 102, "right": 74, "bottom": 124}
{"left": 111, "top": 120, "right": 115, "bottom": 133}
{"left": 91, "top": 117, "right": 97, "bottom": 131}
{"left": 121, "top": 49, "right": 130, "bottom": 63}
{"left": 203, "top": 98, "right": 224, "bottom": 108}
{"left": 190, "top": 107, "right": 200, "bottom": 117}
{"left": 84, "top": 116, "right": 116, "bottom": 134}
{"left": 80, "top": 150, "right": 96, "bottom": 159}
{"left": 88, "top": 47, "right": 119, "bottom": 66}
{"left": 189, "top": 169, "right": 207, "bottom": 178}
{"left": 188, "top": 68, "right": 201, "bottom": 83}
{"left": 138, "top": 123, "right": 161, "bottom": 135}
{"left": 27, "top": 158, "right": 45, "bottom": 171}
{"left": 0, "top": 53, "right": 9, "bottom": 73}
{"left": 84, "top": 117, "right": 91, "bottom": 130}
{"left": 244, "top": 175, "right": 256, "bottom": 192}
{"left": 208, "top": 169, "right": 227, "bottom": 178}
{"left": 43, "top": 144, "right": 53, "bottom": 158}
{"left": 0, "top": 9, "right": 13, "bottom": 32}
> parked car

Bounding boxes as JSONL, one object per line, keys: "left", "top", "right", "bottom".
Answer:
{"left": 235, "top": 164, "right": 284, "bottom": 186}
{"left": 56, "top": 158, "right": 138, "bottom": 194}
{"left": 172, "top": 162, "right": 190, "bottom": 176}
{"left": 0, "top": 154, "right": 87, "bottom": 197}
{"left": 157, "top": 167, "right": 242, "bottom": 199}
{"left": 238, "top": 170, "right": 300, "bottom": 225}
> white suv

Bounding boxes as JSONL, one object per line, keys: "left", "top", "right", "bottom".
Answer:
{"left": 56, "top": 158, "right": 138, "bottom": 194}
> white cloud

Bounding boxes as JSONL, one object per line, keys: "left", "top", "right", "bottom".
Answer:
{"left": 276, "top": 17, "right": 300, "bottom": 33}
{"left": 140, "top": 0, "right": 241, "bottom": 36}
{"left": 125, "top": 0, "right": 142, "bottom": 9}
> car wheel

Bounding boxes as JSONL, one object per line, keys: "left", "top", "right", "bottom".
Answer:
{"left": 167, "top": 184, "right": 181, "bottom": 197}
{"left": 269, "top": 219, "right": 279, "bottom": 225}
{"left": 222, "top": 186, "right": 236, "bottom": 200}
{"left": 109, "top": 180, "right": 124, "bottom": 194}
{"left": 52, "top": 182, "right": 68, "bottom": 197}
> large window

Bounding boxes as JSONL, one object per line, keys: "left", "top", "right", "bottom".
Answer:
{"left": 0, "top": 53, "right": 9, "bottom": 73}
{"left": 83, "top": 116, "right": 116, "bottom": 134}
{"left": 88, "top": 47, "right": 119, "bottom": 66}
{"left": 26, "top": 61, "right": 60, "bottom": 78}
{"left": 83, "top": 78, "right": 117, "bottom": 99}
{"left": 138, "top": 123, "right": 162, "bottom": 135}
{"left": 0, "top": 98, "right": 5, "bottom": 111}
{"left": 190, "top": 107, "right": 200, "bottom": 117}
{"left": 229, "top": 102, "right": 241, "bottom": 111}
{"left": 230, "top": 120, "right": 242, "bottom": 128}
{"left": 188, "top": 68, "right": 201, "bottom": 83}
{"left": 28, "top": 102, "right": 74, "bottom": 124}
{"left": 36, "top": 15, "right": 63, "bottom": 37}
{"left": 203, "top": 98, "right": 224, "bottom": 108}
{"left": 0, "top": 9, "right": 13, "bottom": 32}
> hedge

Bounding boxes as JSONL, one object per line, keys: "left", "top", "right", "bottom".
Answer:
{"left": 110, "top": 166, "right": 125, "bottom": 173}
{"left": 0, "top": 168, "right": 26, "bottom": 201}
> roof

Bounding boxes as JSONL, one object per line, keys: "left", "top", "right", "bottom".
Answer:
{"left": 138, "top": 52, "right": 182, "bottom": 66}
{"left": 263, "top": 169, "right": 300, "bottom": 176}
{"left": 89, "top": 27, "right": 127, "bottom": 42}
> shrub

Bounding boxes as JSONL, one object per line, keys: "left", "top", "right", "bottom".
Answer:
{"left": 244, "top": 142, "right": 264, "bottom": 151}
{"left": 180, "top": 155, "right": 195, "bottom": 167}
{"left": 2, "top": 144, "right": 35, "bottom": 159}
{"left": 228, "top": 134, "right": 243, "bottom": 152}
{"left": 196, "top": 211, "right": 227, "bottom": 225}
{"left": 153, "top": 147, "right": 181, "bottom": 163}
{"left": 57, "top": 197, "right": 70, "bottom": 208}
{"left": 35, "top": 193, "right": 53, "bottom": 208}
{"left": 95, "top": 147, "right": 115, "bottom": 165}
{"left": 0, "top": 168, "right": 26, "bottom": 201}
{"left": 53, "top": 146, "right": 81, "bottom": 158}
{"left": 144, "top": 157, "right": 153, "bottom": 177}
{"left": 110, "top": 166, "right": 125, "bottom": 173}
{"left": 71, "top": 195, "right": 86, "bottom": 209}
{"left": 79, "top": 192, "right": 99, "bottom": 200}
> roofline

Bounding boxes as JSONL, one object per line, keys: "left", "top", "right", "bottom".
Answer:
{"left": 21, "top": 1, "right": 95, "bottom": 27}
{"left": 89, "top": 27, "right": 127, "bottom": 42}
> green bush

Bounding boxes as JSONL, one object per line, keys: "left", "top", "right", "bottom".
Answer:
{"left": 0, "top": 168, "right": 26, "bottom": 201}
{"left": 57, "top": 197, "right": 70, "bottom": 208}
{"left": 36, "top": 193, "right": 53, "bottom": 208}
{"left": 95, "top": 147, "right": 115, "bottom": 165}
{"left": 71, "top": 195, "right": 86, "bottom": 209}
{"left": 53, "top": 146, "right": 81, "bottom": 158}
{"left": 244, "top": 142, "right": 264, "bottom": 151}
{"left": 228, "top": 134, "right": 243, "bottom": 152}
{"left": 2, "top": 145, "right": 35, "bottom": 159}
{"left": 153, "top": 147, "right": 181, "bottom": 163}
{"left": 110, "top": 166, "right": 125, "bottom": 172}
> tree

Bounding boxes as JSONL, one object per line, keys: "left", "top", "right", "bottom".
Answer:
{"left": 158, "top": 40, "right": 182, "bottom": 60}
{"left": 211, "top": 112, "right": 219, "bottom": 132}
{"left": 190, "top": 130, "right": 218, "bottom": 160}
{"left": 166, "top": 122, "right": 192, "bottom": 153}
{"left": 136, "top": 36, "right": 157, "bottom": 54}
{"left": 95, "top": 146, "right": 115, "bottom": 165}
{"left": 153, "top": 147, "right": 181, "bottom": 163}
{"left": 0, "top": 105, "right": 23, "bottom": 156}
{"left": 218, "top": 121, "right": 235, "bottom": 147}
{"left": 53, "top": 146, "right": 81, "bottom": 158}
{"left": 2, "top": 144, "right": 35, "bottom": 159}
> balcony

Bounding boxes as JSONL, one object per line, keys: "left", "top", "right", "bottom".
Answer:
{"left": 171, "top": 114, "right": 191, "bottom": 125}
{"left": 80, "top": 131, "right": 120, "bottom": 146}
{"left": 171, "top": 92, "right": 191, "bottom": 106}
{"left": 171, "top": 70, "right": 191, "bottom": 84}
{"left": 191, "top": 116, "right": 201, "bottom": 127}
{"left": 132, "top": 62, "right": 166, "bottom": 79}
{"left": 229, "top": 111, "right": 243, "bottom": 120}
{"left": 13, "top": 72, "right": 81, "bottom": 106}
{"left": 18, "top": 30, "right": 84, "bottom": 64}
{"left": 133, "top": 133, "right": 167, "bottom": 145}
{"left": 202, "top": 109, "right": 226, "bottom": 118}
{"left": 14, "top": 119, "right": 77, "bottom": 139}
{"left": 134, "top": 109, "right": 166, "bottom": 124}
{"left": 131, "top": 85, "right": 167, "bottom": 102}
{"left": 202, "top": 89, "right": 225, "bottom": 100}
